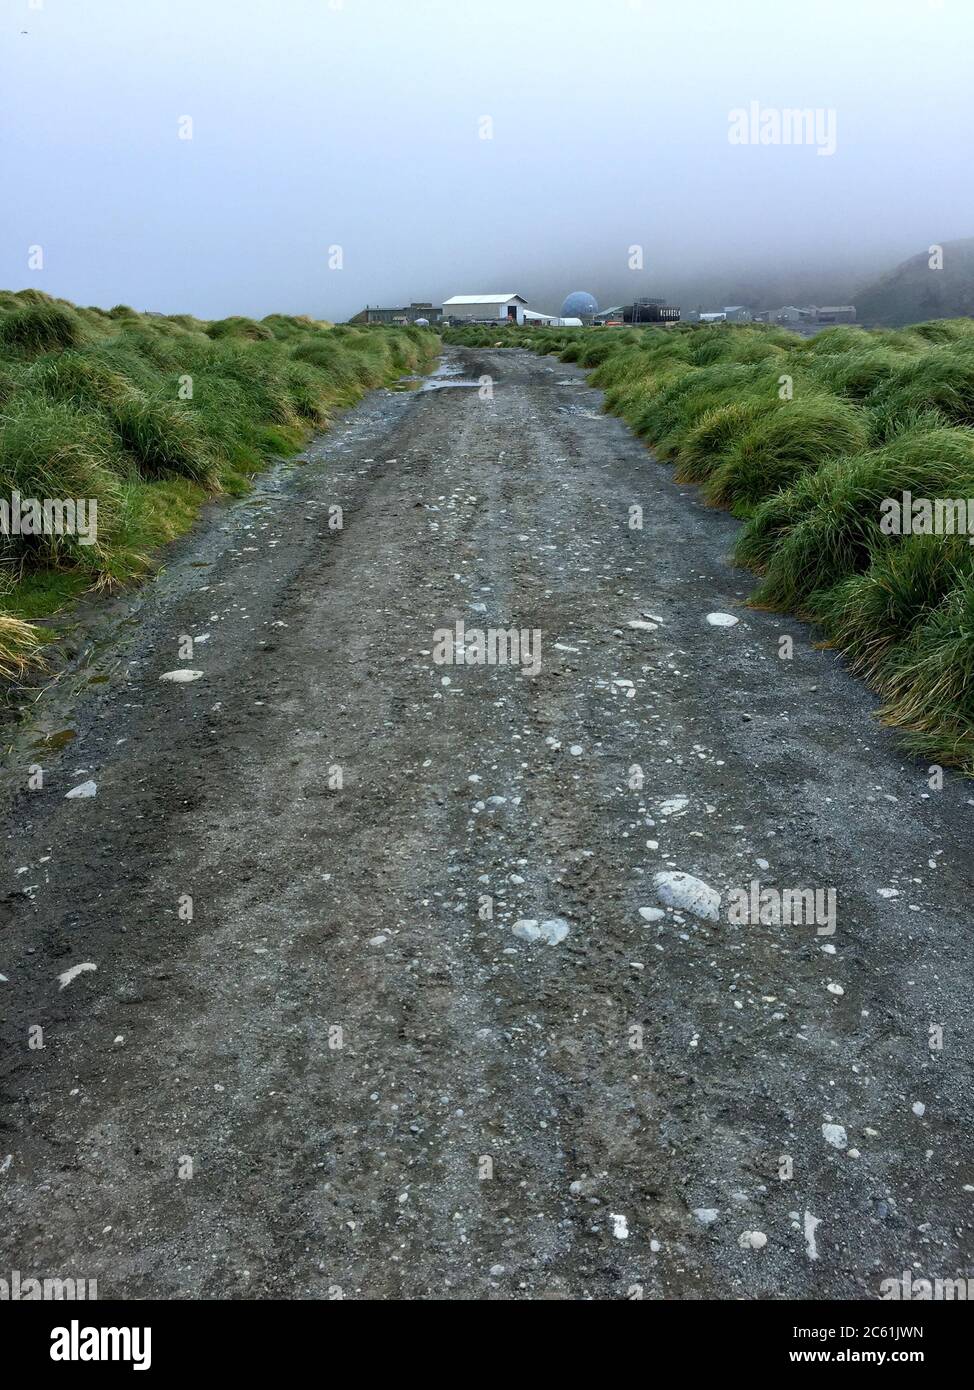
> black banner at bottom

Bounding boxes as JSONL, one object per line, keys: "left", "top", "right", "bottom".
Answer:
{"left": 0, "top": 1297, "right": 966, "bottom": 1373}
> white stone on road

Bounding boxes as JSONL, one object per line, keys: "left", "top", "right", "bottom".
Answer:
{"left": 653, "top": 871, "right": 721, "bottom": 923}
{"left": 610, "top": 1213, "right": 630, "bottom": 1240}
{"left": 804, "top": 1211, "right": 822, "bottom": 1260}
{"left": 57, "top": 962, "right": 97, "bottom": 990}
{"left": 706, "top": 612, "right": 739, "bottom": 627}
{"left": 512, "top": 917, "right": 570, "bottom": 945}
{"left": 159, "top": 670, "right": 204, "bottom": 683}
{"left": 65, "top": 781, "right": 97, "bottom": 799}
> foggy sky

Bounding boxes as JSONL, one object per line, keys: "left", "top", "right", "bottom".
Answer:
{"left": 2, "top": 0, "right": 972, "bottom": 320}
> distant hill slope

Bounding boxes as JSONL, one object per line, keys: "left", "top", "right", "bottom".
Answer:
{"left": 857, "top": 239, "right": 974, "bottom": 326}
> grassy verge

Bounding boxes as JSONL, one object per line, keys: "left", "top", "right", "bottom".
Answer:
{"left": 444, "top": 319, "right": 974, "bottom": 770}
{"left": 1, "top": 291, "right": 439, "bottom": 673}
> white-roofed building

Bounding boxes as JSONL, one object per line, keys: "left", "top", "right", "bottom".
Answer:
{"left": 523, "top": 309, "right": 583, "bottom": 327}
{"left": 443, "top": 293, "right": 527, "bottom": 325}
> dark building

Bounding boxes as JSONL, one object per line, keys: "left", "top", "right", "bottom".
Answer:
{"left": 348, "top": 302, "right": 442, "bottom": 325}
{"left": 624, "top": 298, "right": 681, "bottom": 324}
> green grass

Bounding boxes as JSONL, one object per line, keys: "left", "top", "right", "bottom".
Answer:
{"left": 704, "top": 394, "right": 869, "bottom": 509}
{"left": 442, "top": 319, "right": 974, "bottom": 768}
{"left": 0, "top": 301, "right": 84, "bottom": 356}
{"left": 1, "top": 291, "right": 439, "bottom": 674}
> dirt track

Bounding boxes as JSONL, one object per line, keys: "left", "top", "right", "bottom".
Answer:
{"left": 1, "top": 346, "right": 972, "bottom": 1300}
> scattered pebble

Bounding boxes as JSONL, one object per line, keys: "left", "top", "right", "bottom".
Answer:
{"left": 610, "top": 1213, "right": 630, "bottom": 1240}
{"left": 653, "top": 871, "right": 721, "bottom": 923}
{"left": 804, "top": 1211, "right": 821, "bottom": 1260}
{"left": 57, "top": 962, "right": 97, "bottom": 990}
{"left": 513, "top": 917, "right": 570, "bottom": 945}
{"left": 65, "top": 781, "right": 97, "bottom": 799}
{"left": 822, "top": 1123, "right": 848, "bottom": 1150}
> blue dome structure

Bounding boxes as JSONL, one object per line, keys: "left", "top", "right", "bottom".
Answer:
{"left": 561, "top": 291, "right": 599, "bottom": 318}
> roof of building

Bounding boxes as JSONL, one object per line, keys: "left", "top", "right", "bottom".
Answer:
{"left": 442, "top": 293, "right": 527, "bottom": 305}
{"left": 817, "top": 305, "right": 856, "bottom": 313}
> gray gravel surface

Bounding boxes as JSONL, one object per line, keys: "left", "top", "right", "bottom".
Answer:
{"left": 1, "top": 346, "right": 971, "bottom": 1300}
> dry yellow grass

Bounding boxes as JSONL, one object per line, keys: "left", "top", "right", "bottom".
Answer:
{"left": 0, "top": 613, "right": 44, "bottom": 678}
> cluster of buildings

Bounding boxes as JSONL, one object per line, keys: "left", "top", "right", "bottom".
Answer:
{"left": 347, "top": 293, "right": 857, "bottom": 332}
{"left": 347, "top": 291, "right": 679, "bottom": 328}
{"left": 348, "top": 293, "right": 582, "bottom": 327}
{"left": 682, "top": 303, "right": 857, "bottom": 326}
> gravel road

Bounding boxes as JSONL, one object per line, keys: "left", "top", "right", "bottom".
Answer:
{"left": 1, "top": 346, "right": 971, "bottom": 1300}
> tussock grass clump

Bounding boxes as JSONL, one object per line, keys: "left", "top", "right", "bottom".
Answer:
{"left": 876, "top": 574, "right": 974, "bottom": 765}
{"left": 28, "top": 352, "right": 137, "bottom": 412}
{"left": 284, "top": 361, "right": 329, "bottom": 424}
{"left": 0, "top": 399, "right": 123, "bottom": 566}
{"left": 704, "top": 395, "right": 868, "bottom": 509}
{"left": 625, "top": 361, "right": 750, "bottom": 453}
{"left": 588, "top": 347, "right": 651, "bottom": 391}
{"left": 1, "top": 292, "right": 439, "bottom": 673}
{"left": 868, "top": 346, "right": 974, "bottom": 428}
{"left": 676, "top": 400, "right": 776, "bottom": 483}
{"left": 109, "top": 394, "right": 216, "bottom": 484}
{"left": 907, "top": 318, "right": 974, "bottom": 345}
{"left": 574, "top": 337, "right": 625, "bottom": 369}
{"left": 207, "top": 316, "right": 275, "bottom": 342}
{"left": 292, "top": 337, "right": 370, "bottom": 389}
{"left": 0, "top": 302, "right": 84, "bottom": 356}
{"left": 10, "top": 288, "right": 55, "bottom": 306}
{"left": 793, "top": 325, "right": 866, "bottom": 356}
{"left": 805, "top": 347, "right": 909, "bottom": 401}
{"left": 865, "top": 402, "right": 948, "bottom": 445}
{"left": 744, "top": 425, "right": 974, "bottom": 610}
{"left": 806, "top": 534, "right": 974, "bottom": 684}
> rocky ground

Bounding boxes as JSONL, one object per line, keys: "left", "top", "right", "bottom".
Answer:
{"left": 1, "top": 347, "right": 971, "bottom": 1300}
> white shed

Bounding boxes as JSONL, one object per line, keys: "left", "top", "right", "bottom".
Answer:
{"left": 443, "top": 293, "right": 527, "bottom": 325}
